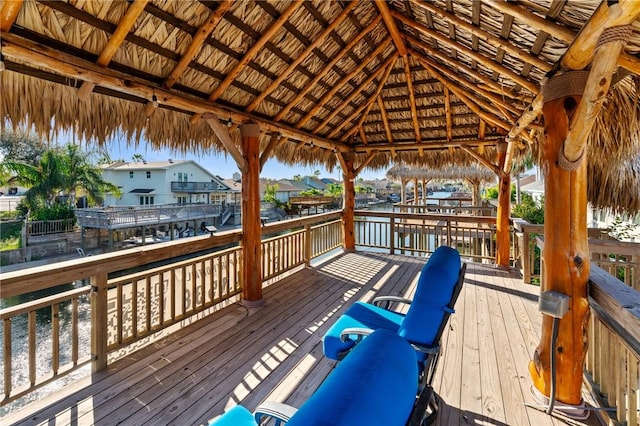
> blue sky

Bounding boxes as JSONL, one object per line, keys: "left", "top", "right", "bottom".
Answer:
{"left": 100, "top": 138, "right": 386, "bottom": 181}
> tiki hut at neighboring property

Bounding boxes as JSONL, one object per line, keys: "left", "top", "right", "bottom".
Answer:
{"left": 386, "top": 163, "right": 496, "bottom": 206}
{"left": 1, "top": 0, "right": 640, "bottom": 411}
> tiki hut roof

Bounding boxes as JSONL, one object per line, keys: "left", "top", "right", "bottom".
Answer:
{"left": 1, "top": 0, "right": 639, "bottom": 212}
{"left": 386, "top": 163, "right": 496, "bottom": 184}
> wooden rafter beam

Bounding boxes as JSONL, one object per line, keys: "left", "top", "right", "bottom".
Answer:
{"left": 503, "top": 0, "right": 640, "bottom": 173}
{"left": 413, "top": 0, "right": 552, "bottom": 73}
{"left": 407, "top": 44, "right": 523, "bottom": 117}
{"left": 563, "top": 4, "right": 640, "bottom": 162}
{"left": 444, "top": 87, "right": 452, "bottom": 141}
{"left": 359, "top": 126, "right": 368, "bottom": 145}
{"left": 295, "top": 39, "right": 391, "bottom": 129}
{"left": 260, "top": 133, "right": 285, "bottom": 171}
{"left": 404, "top": 34, "right": 523, "bottom": 103}
{"left": 461, "top": 146, "right": 500, "bottom": 175}
{"left": 355, "top": 137, "right": 501, "bottom": 153}
{"left": 0, "top": 0, "right": 23, "bottom": 31}
{"left": 355, "top": 151, "right": 378, "bottom": 175}
{"left": 378, "top": 96, "right": 394, "bottom": 144}
{"left": 245, "top": 1, "right": 358, "bottom": 114}
{"left": 204, "top": 113, "right": 247, "bottom": 173}
{"left": 413, "top": 55, "right": 512, "bottom": 131}
{"left": 163, "top": 1, "right": 233, "bottom": 90}
{"left": 335, "top": 58, "right": 396, "bottom": 141}
{"left": 487, "top": 0, "right": 640, "bottom": 74}
{"left": 478, "top": 119, "right": 486, "bottom": 139}
{"left": 274, "top": 15, "right": 382, "bottom": 122}
{"left": 313, "top": 53, "right": 395, "bottom": 134}
{"left": 207, "top": 0, "right": 302, "bottom": 104}
{"left": 403, "top": 55, "right": 421, "bottom": 143}
{"left": 77, "top": 0, "right": 148, "bottom": 101}
{"left": 393, "top": 10, "right": 538, "bottom": 94}
{"left": 0, "top": 33, "right": 353, "bottom": 153}
{"left": 374, "top": 0, "right": 407, "bottom": 56}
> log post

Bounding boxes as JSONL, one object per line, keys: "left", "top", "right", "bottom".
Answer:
{"left": 529, "top": 73, "right": 590, "bottom": 406}
{"left": 340, "top": 152, "right": 356, "bottom": 251}
{"left": 413, "top": 178, "right": 419, "bottom": 205}
{"left": 495, "top": 142, "right": 511, "bottom": 267}
{"left": 240, "top": 123, "right": 264, "bottom": 307}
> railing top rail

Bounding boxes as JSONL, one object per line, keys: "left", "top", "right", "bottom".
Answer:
{"left": 354, "top": 209, "right": 497, "bottom": 225}
{"left": 0, "top": 211, "right": 342, "bottom": 298}
{"left": 589, "top": 265, "right": 640, "bottom": 358}
{"left": 0, "top": 287, "right": 90, "bottom": 319}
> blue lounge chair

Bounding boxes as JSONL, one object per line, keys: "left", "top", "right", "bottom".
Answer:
{"left": 322, "top": 245, "right": 465, "bottom": 388}
{"left": 209, "top": 329, "right": 418, "bottom": 426}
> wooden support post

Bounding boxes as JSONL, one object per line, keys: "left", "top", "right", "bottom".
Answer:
{"left": 413, "top": 178, "right": 419, "bottom": 205}
{"left": 90, "top": 272, "right": 108, "bottom": 372}
{"left": 240, "top": 123, "right": 264, "bottom": 307}
{"left": 495, "top": 142, "right": 511, "bottom": 267}
{"left": 529, "top": 83, "right": 590, "bottom": 406}
{"left": 338, "top": 152, "right": 356, "bottom": 252}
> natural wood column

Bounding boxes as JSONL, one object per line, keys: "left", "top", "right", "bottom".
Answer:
{"left": 495, "top": 142, "right": 511, "bottom": 267}
{"left": 240, "top": 123, "right": 264, "bottom": 306}
{"left": 529, "top": 84, "right": 590, "bottom": 405}
{"left": 339, "top": 152, "right": 356, "bottom": 251}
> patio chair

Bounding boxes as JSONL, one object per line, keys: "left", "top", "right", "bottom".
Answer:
{"left": 209, "top": 329, "right": 418, "bottom": 426}
{"left": 322, "top": 245, "right": 465, "bottom": 388}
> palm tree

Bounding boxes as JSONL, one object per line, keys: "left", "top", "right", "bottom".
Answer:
{"left": 3, "top": 149, "right": 66, "bottom": 209}
{"left": 325, "top": 183, "right": 343, "bottom": 197}
{"left": 132, "top": 153, "right": 145, "bottom": 163}
{"left": 4, "top": 145, "right": 120, "bottom": 211}
{"left": 60, "top": 144, "right": 120, "bottom": 207}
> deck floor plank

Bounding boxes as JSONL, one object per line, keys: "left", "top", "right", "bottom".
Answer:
{"left": 3, "top": 253, "right": 602, "bottom": 426}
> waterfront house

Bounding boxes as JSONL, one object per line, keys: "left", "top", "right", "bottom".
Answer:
{"left": 1, "top": 1, "right": 639, "bottom": 425}
{"left": 100, "top": 160, "right": 234, "bottom": 206}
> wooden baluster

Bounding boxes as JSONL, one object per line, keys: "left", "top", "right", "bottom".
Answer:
{"left": 91, "top": 272, "right": 109, "bottom": 372}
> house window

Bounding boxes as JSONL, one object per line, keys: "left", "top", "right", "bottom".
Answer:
{"left": 177, "top": 196, "right": 187, "bottom": 205}
{"left": 146, "top": 171, "right": 151, "bottom": 179}
{"left": 178, "top": 172, "right": 187, "bottom": 182}
{"left": 129, "top": 171, "right": 134, "bottom": 178}
{"left": 139, "top": 196, "right": 154, "bottom": 205}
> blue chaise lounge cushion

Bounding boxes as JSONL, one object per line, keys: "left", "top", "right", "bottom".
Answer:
{"left": 322, "top": 246, "right": 461, "bottom": 360}
{"left": 210, "top": 329, "right": 418, "bottom": 426}
{"left": 287, "top": 329, "right": 418, "bottom": 426}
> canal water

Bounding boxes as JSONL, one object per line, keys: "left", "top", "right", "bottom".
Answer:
{"left": 0, "top": 193, "right": 455, "bottom": 415}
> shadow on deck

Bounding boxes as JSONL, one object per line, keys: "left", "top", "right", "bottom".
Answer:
{"left": 3, "top": 252, "right": 602, "bottom": 426}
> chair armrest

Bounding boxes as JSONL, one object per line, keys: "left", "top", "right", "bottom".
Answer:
{"left": 410, "top": 343, "right": 440, "bottom": 354}
{"left": 340, "top": 327, "right": 374, "bottom": 343}
{"left": 254, "top": 401, "right": 298, "bottom": 425}
{"left": 372, "top": 296, "right": 413, "bottom": 310}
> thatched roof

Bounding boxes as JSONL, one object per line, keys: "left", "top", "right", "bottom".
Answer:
{"left": 1, "top": 0, "right": 639, "bottom": 212}
{"left": 386, "top": 163, "right": 496, "bottom": 184}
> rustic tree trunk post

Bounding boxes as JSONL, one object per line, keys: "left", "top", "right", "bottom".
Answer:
{"left": 240, "top": 123, "right": 264, "bottom": 307}
{"left": 495, "top": 142, "right": 511, "bottom": 267}
{"left": 413, "top": 178, "right": 419, "bottom": 205}
{"left": 341, "top": 152, "right": 356, "bottom": 251}
{"left": 529, "top": 74, "right": 590, "bottom": 406}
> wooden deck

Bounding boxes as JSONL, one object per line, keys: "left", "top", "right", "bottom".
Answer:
{"left": 3, "top": 252, "right": 603, "bottom": 426}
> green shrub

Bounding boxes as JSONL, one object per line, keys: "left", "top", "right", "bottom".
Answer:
{"left": 512, "top": 193, "right": 544, "bottom": 224}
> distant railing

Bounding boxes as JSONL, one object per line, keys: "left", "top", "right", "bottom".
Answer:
{"left": 170, "top": 181, "right": 227, "bottom": 192}
{"left": 0, "top": 212, "right": 341, "bottom": 407}
{"left": 27, "top": 218, "right": 76, "bottom": 236}
{"left": 354, "top": 210, "right": 498, "bottom": 261}
{"left": 75, "top": 204, "right": 222, "bottom": 229}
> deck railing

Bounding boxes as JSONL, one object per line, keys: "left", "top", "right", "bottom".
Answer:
{"left": 519, "top": 229, "right": 640, "bottom": 424}
{"left": 588, "top": 266, "right": 640, "bottom": 425}
{"left": 27, "top": 218, "right": 76, "bottom": 236}
{"left": 354, "top": 210, "right": 498, "bottom": 261}
{"left": 0, "top": 212, "right": 341, "bottom": 407}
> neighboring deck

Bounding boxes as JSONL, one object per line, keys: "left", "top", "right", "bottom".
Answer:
{"left": 3, "top": 252, "right": 602, "bottom": 426}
